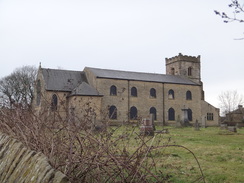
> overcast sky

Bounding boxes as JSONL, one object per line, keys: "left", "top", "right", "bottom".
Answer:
{"left": 0, "top": 0, "right": 243, "bottom": 108}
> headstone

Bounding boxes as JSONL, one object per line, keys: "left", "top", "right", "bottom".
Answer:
{"left": 220, "top": 124, "right": 228, "bottom": 130}
{"left": 194, "top": 120, "right": 200, "bottom": 131}
{"left": 150, "top": 114, "right": 156, "bottom": 131}
{"left": 181, "top": 108, "right": 190, "bottom": 126}
{"left": 227, "top": 126, "right": 237, "bottom": 133}
{"left": 236, "top": 123, "right": 242, "bottom": 129}
{"left": 176, "top": 115, "right": 182, "bottom": 128}
{"left": 91, "top": 115, "right": 105, "bottom": 132}
{"left": 140, "top": 118, "right": 154, "bottom": 136}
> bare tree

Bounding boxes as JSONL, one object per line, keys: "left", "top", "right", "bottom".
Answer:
{"left": 214, "top": 0, "right": 244, "bottom": 39}
{"left": 218, "top": 90, "right": 244, "bottom": 116}
{"left": 214, "top": 0, "right": 244, "bottom": 23}
{"left": 0, "top": 66, "right": 37, "bottom": 109}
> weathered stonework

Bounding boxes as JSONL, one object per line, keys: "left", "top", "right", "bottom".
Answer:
{"left": 68, "top": 95, "right": 102, "bottom": 123}
{"left": 33, "top": 53, "right": 220, "bottom": 126}
{"left": 0, "top": 133, "right": 69, "bottom": 183}
{"left": 166, "top": 53, "right": 201, "bottom": 84}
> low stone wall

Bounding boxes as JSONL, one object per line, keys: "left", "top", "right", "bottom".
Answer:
{"left": 0, "top": 133, "right": 69, "bottom": 183}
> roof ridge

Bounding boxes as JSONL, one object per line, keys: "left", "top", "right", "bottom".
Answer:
{"left": 42, "top": 67, "right": 82, "bottom": 73}
{"left": 85, "top": 67, "right": 165, "bottom": 76}
{"left": 86, "top": 67, "right": 198, "bottom": 85}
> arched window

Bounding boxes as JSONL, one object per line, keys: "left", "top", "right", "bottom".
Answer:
{"left": 168, "top": 108, "right": 175, "bottom": 121}
{"left": 110, "top": 85, "right": 117, "bottom": 96}
{"left": 188, "top": 67, "right": 192, "bottom": 76}
{"left": 150, "top": 107, "right": 157, "bottom": 120}
{"left": 131, "top": 87, "right": 137, "bottom": 97}
{"left": 168, "top": 89, "right": 174, "bottom": 99}
{"left": 130, "top": 106, "right": 138, "bottom": 120}
{"left": 51, "top": 94, "right": 58, "bottom": 111}
{"left": 150, "top": 88, "right": 156, "bottom": 98}
{"left": 36, "top": 79, "right": 41, "bottom": 106}
{"left": 186, "top": 91, "right": 192, "bottom": 100}
{"left": 171, "top": 68, "right": 175, "bottom": 75}
{"left": 188, "top": 109, "right": 192, "bottom": 121}
{"left": 109, "top": 105, "right": 117, "bottom": 120}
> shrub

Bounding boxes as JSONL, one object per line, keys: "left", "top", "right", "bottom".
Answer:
{"left": 0, "top": 106, "right": 205, "bottom": 182}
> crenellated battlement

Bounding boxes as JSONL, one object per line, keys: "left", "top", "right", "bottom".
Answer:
{"left": 166, "top": 53, "right": 200, "bottom": 64}
{"left": 165, "top": 53, "right": 201, "bottom": 85}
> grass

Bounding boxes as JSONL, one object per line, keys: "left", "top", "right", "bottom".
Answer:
{"left": 110, "top": 126, "right": 244, "bottom": 183}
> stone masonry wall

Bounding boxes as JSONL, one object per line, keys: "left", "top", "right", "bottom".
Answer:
{"left": 0, "top": 133, "right": 69, "bottom": 183}
{"left": 68, "top": 95, "right": 102, "bottom": 122}
{"left": 95, "top": 77, "right": 207, "bottom": 125}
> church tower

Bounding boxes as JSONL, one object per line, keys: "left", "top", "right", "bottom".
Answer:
{"left": 165, "top": 53, "right": 201, "bottom": 85}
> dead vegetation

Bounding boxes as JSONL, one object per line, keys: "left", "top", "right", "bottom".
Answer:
{"left": 0, "top": 105, "right": 205, "bottom": 183}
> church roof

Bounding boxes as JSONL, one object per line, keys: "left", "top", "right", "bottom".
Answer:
{"left": 41, "top": 66, "right": 199, "bottom": 96}
{"left": 70, "top": 82, "right": 101, "bottom": 96}
{"left": 41, "top": 68, "right": 100, "bottom": 96}
{"left": 85, "top": 67, "right": 199, "bottom": 85}
{"left": 42, "top": 68, "right": 85, "bottom": 91}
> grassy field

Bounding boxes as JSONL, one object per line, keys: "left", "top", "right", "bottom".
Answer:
{"left": 112, "top": 126, "right": 244, "bottom": 183}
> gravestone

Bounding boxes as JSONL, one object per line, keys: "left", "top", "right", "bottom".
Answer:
{"left": 181, "top": 108, "right": 190, "bottom": 126}
{"left": 176, "top": 115, "right": 182, "bottom": 128}
{"left": 220, "top": 124, "right": 228, "bottom": 130}
{"left": 91, "top": 115, "right": 106, "bottom": 132}
{"left": 236, "top": 123, "right": 242, "bottom": 129}
{"left": 150, "top": 114, "right": 156, "bottom": 131}
{"left": 194, "top": 120, "right": 200, "bottom": 131}
{"left": 140, "top": 118, "right": 154, "bottom": 136}
{"left": 227, "top": 126, "right": 237, "bottom": 133}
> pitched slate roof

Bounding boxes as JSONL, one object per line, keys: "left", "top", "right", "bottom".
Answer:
{"left": 42, "top": 68, "right": 85, "bottom": 91}
{"left": 85, "top": 67, "right": 199, "bottom": 85}
{"left": 70, "top": 82, "right": 100, "bottom": 96}
{"left": 41, "top": 68, "right": 100, "bottom": 96}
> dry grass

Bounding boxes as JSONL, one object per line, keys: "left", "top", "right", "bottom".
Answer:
{"left": 149, "top": 126, "right": 244, "bottom": 183}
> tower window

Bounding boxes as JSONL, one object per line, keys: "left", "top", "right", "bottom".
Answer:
{"left": 188, "top": 67, "right": 192, "bottom": 76}
{"left": 131, "top": 87, "right": 137, "bottom": 97}
{"left": 150, "top": 107, "right": 157, "bottom": 120}
{"left": 171, "top": 68, "right": 175, "bottom": 75}
{"left": 150, "top": 88, "right": 156, "bottom": 98}
{"left": 186, "top": 91, "right": 192, "bottom": 100}
{"left": 109, "top": 105, "right": 117, "bottom": 119}
{"left": 130, "top": 106, "right": 138, "bottom": 120}
{"left": 168, "top": 108, "right": 175, "bottom": 121}
{"left": 110, "top": 85, "right": 117, "bottom": 96}
{"left": 168, "top": 89, "right": 175, "bottom": 99}
{"left": 51, "top": 94, "right": 58, "bottom": 111}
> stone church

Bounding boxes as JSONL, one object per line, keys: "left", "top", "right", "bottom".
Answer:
{"left": 33, "top": 53, "right": 219, "bottom": 126}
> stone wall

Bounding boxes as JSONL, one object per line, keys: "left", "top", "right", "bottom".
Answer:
{"left": 68, "top": 95, "right": 102, "bottom": 122}
{"left": 95, "top": 77, "right": 206, "bottom": 125}
{"left": 164, "top": 83, "right": 202, "bottom": 125}
{"left": 0, "top": 133, "right": 69, "bottom": 183}
{"left": 201, "top": 101, "right": 220, "bottom": 126}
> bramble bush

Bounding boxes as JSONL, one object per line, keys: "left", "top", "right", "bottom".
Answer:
{"left": 0, "top": 103, "right": 205, "bottom": 183}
